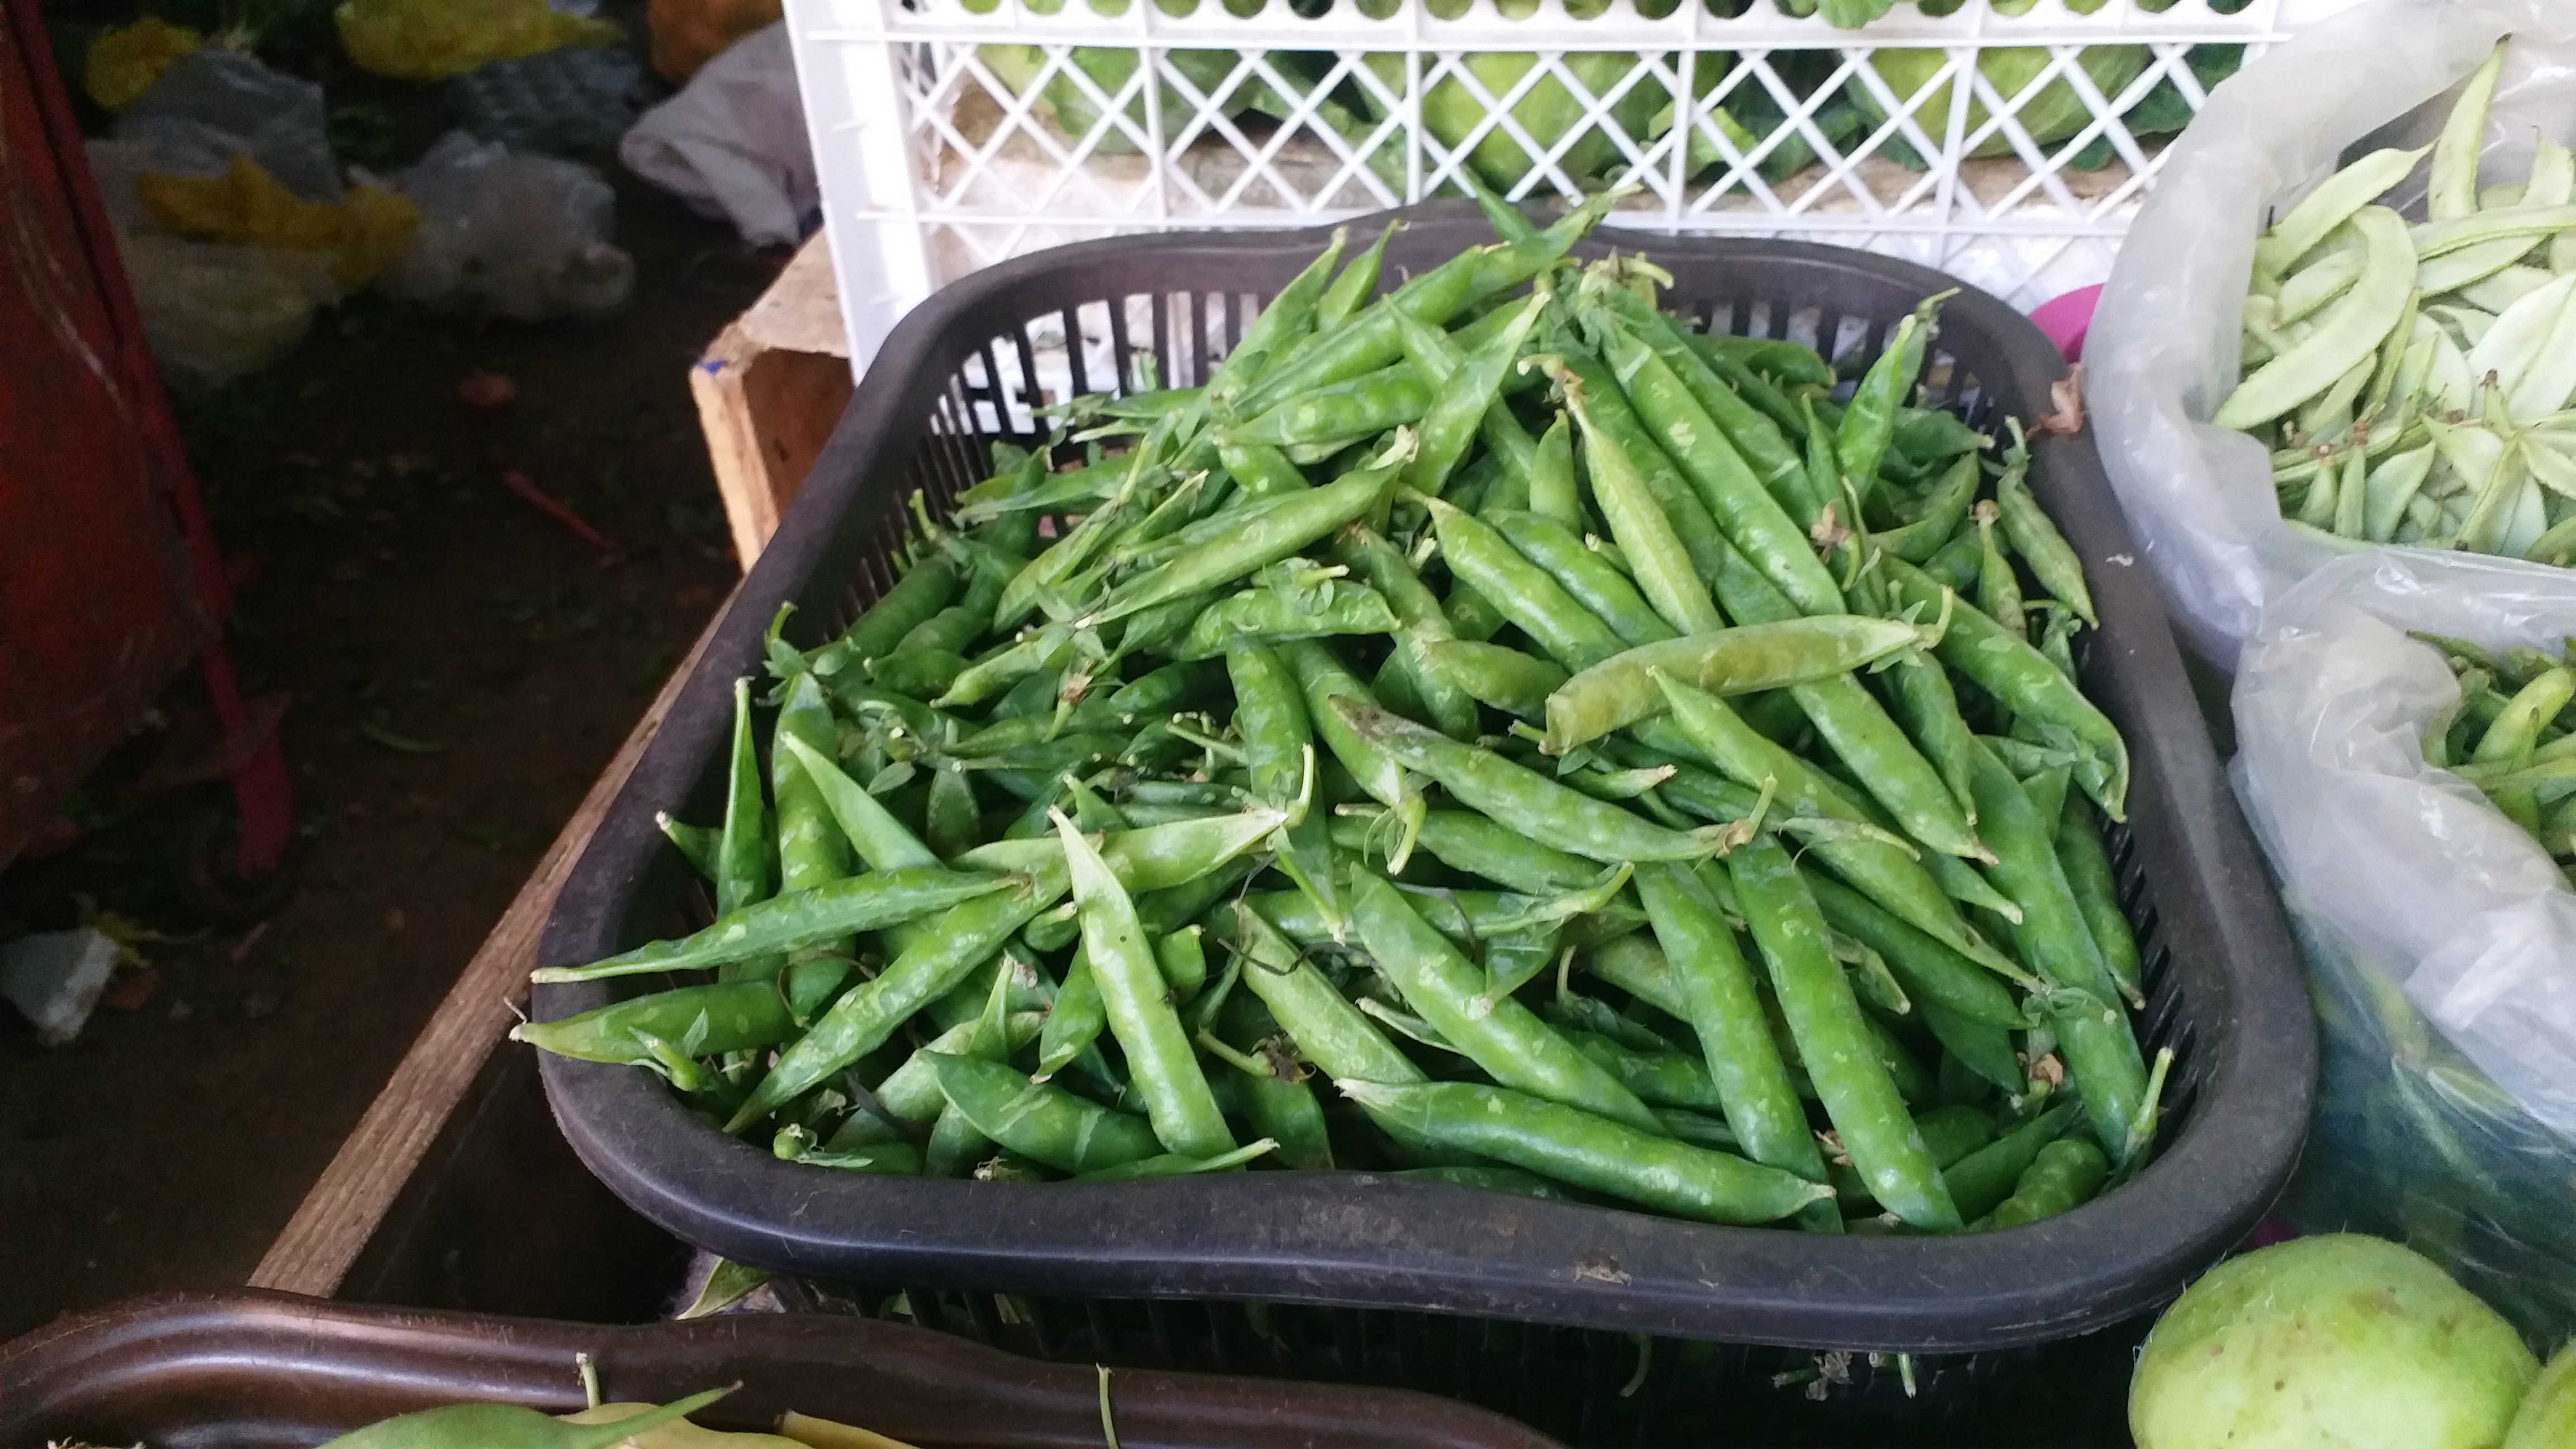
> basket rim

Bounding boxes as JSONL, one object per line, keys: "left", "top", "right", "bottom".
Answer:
{"left": 533, "top": 201, "right": 2313, "bottom": 1353}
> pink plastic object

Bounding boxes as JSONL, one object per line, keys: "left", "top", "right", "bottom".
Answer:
{"left": 2029, "top": 284, "right": 2103, "bottom": 364}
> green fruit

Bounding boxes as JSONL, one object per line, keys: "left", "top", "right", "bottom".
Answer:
{"left": 2507, "top": 1341, "right": 2576, "bottom": 1449}
{"left": 1363, "top": 50, "right": 1666, "bottom": 192}
{"left": 979, "top": 44, "right": 1253, "bottom": 156}
{"left": 1860, "top": 46, "right": 2150, "bottom": 160}
{"left": 2131, "top": 1235, "right": 2538, "bottom": 1449}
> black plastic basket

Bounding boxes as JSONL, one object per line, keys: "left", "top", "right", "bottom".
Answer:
{"left": 536, "top": 202, "right": 2309, "bottom": 1399}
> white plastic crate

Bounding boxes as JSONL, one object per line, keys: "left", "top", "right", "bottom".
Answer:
{"left": 786, "top": 0, "right": 2365, "bottom": 373}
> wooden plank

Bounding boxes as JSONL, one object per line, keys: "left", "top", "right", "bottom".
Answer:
{"left": 247, "top": 608, "right": 724, "bottom": 1299}
{"left": 692, "top": 232, "right": 857, "bottom": 570}
{"left": 740, "top": 233, "right": 847, "bottom": 359}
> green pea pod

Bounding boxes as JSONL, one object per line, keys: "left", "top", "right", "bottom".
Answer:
{"left": 1589, "top": 282, "right": 1812, "bottom": 513}
{"left": 806, "top": 553, "right": 959, "bottom": 680}
{"left": 993, "top": 456, "right": 1145, "bottom": 633}
{"left": 1091, "top": 449, "right": 1401, "bottom": 628}
{"left": 1207, "top": 228, "right": 1347, "bottom": 410}
{"left": 1564, "top": 1027, "right": 1729, "bottom": 1112}
{"left": 870, "top": 1014, "right": 1043, "bottom": 1128}
{"left": 513, "top": 982, "right": 795, "bottom": 1065}
{"left": 951, "top": 808, "right": 1288, "bottom": 894}
{"left": 1428, "top": 499, "right": 1628, "bottom": 671}
{"left": 1543, "top": 616, "right": 1928, "bottom": 754}
{"left": 1839, "top": 293, "right": 1945, "bottom": 505}
{"left": 717, "top": 875, "right": 1064, "bottom": 1130}
{"left": 896, "top": 554, "right": 1012, "bottom": 659}
{"left": 536, "top": 867, "right": 1021, "bottom": 985}
{"left": 1230, "top": 191, "right": 1618, "bottom": 419}
{"left": 1874, "top": 453, "right": 1981, "bottom": 564}
{"left": 1548, "top": 355, "right": 1727, "bottom": 636}
{"left": 1992, "top": 432, "right": 2097, "bottom": 627}
{"left": 1884, "top": 556, "right": 2129, "bottom": 819}
{"left": 1878, "top": 655, "right": 1981, "bottom": 825}
{"left": 778, "top": 735, "right": 940, "bottom": 872}
{"left": 1544, "top": 346, "right": 1755, "bottom": 606}
{"left": 1462, "top": 172, "right": 1541, "bottom": 242}
{"left": 925, "top": 1050, "right": 1163, "bottom": 1175}
{"left": 778, "top": 1131, "right": 923, "bottom": 1175}
{"left": 1731, "top": 834, "right": 1962, "bottom": 1231}
{"left": 316, "top": 1388, "right": 736, "bottom": 1449}
{"left": 1983, "top": 1135, "right": 2110, "bottom": 1229}
{"left": 1803, "top": 866, "right": 2033, "bottom": 1020}
{"left": 1393, "top": 292, "right": 1550, "bottom": 498}
{"left": 926, "top": 760, "right": 981, "bottom": 860}
{"left": 1072, "top": 1138, "right": 1280, "bottom": 1181}
{"left": 2253, "top": 145, "right": 2430, "bottom": 276}
{"left": 1420, "top": 638, "right": 1567, "bottom": 718}
{"left": 1173, "top": 577, "right": 1399, "bottom": 660}
{"left": 1828, "top": 1103, "right": 1999, "bottom": 1212}
{"left": 1057, "top": 811, "right": 1234, "bottom": 1158}
{"left": 1401, "top": 807, "right": 1600, "bottom": 895}
{"left": 2054, "top": 792, "right": 2142, "bottom": 1008}
{"left": 1964, "top": 742, "right": 2118, "bottom": 1006}
{"left": 717, "top": 678, "right": 776, "bottom": 920}
{"left": 1486, "top": 508, "right": 1674, "bottom": 648}
{"left": 1339, "top": 1078, "right": 1833, "bottom": 1226}
{"left": 1225, "top": 899, "right": 1425, "bottom": 1085}
{"left": 1339, "top": 699, "right": 1736, "bottom": 863}
{"left": 1334, "top": 524, "right": 1480, "bottom": 741}
{"left": 1920, "top": 530, "right": 1982, "bottom": 594}
{"left": 1209, "top": 996, "right": 1335, "bottom": 1170}
{"left": 1157, "top": 924, "right": 1208, "bottom": 1002}
{"left": 1688, "top": 332, "right": 1837, "bottom": 392}
{"left": 1037, "top": 942, "right": 1103, "bottom": 1082}
{"left": 1530, "top": 410, "right": 1579, "bottom": 526}
{"left": 1974, "top": 501, "right": 2026, "bottom": 643}
{"left": 866, "top": 648, "right": 968, "bottom": 701}
{"left": 1921, "top": 998, "right": 2026, "bottom": 1093}
{"left": 1315, "top": 217, "right": 1398, "bottom": 334}
{"left": 1280, "top": 639, "right": 1414, "bottom": 812}
{"left": 1350, "top": 868, "right": 1663, "bottom": 1133}
{"left": 1649, "top": 675, "right": 2002, "bottom": 970}
{"left": 1105, "top": 658, "right": 1221, "bottom": 722}
{"left": 1651, "top": 1108, "right": 1741, "bottom": 1153}
{"left": 1585, "top": 312, "right": 1844, "bottom": 615}
{"left": 1634, "top": 860, "right": 1827, "bottom": 1194}
{"left": 1936, "top": 1101, "right": 2077, "bottom": 1220}
{"left": 2217, "top": 207, "right": 2417, "bottom": 431}
{"left": 1225, "top": 363, "right": 1432, "bottom": 448}
{"left": 2427, "top": 42, "right": 2507, "bottom": 224}
{"left": 656, "top": 812, "right": 721, "bottom": 882}
{"left": 1220, "top": 439, "right": 1311, "bottom": 498}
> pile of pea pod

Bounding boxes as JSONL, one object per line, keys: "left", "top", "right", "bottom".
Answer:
{"left": 2240, "top": 40, "right": 2576, "bottom": 561}
{"left": 2417, "top": 631, "right": 2576, "bottom": 877}
{"left": 520, "top": 188, "right": 2172, "bottom": 1235}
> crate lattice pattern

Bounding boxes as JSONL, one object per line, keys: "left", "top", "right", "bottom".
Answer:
{"left": 799, "top": 0, "right": 2330, "bottom": 319}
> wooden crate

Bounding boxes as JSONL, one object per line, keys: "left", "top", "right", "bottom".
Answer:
{"left": 690, "top": 233, "right": 853, "bottom": 570}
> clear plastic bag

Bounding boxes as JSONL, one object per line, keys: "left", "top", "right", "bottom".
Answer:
{"left": 2088, "top": 0, "right": 2576, "bottom": 669}
{"left": 616, "top": 22, "right": 813, "bottom": 248}
{"left": 2233, "top": 547, "right": 2576, "bottom": 1342}
{"left": 86, "top": 138, "right": 343, "bottom": 390}
{"left": 113, "top": 48, "right": 342, "bottom": 203}
{"left": 381, "top": 130, "right": 634, "bottom": 321}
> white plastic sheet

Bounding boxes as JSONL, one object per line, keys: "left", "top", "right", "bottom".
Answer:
{"left": 618, "top": 23, "right": 815, "bottom": 248}
{"left": 2234, "top": 547, "right": 2576, "bottom": 1339}
{"left": 2089, "top": 0, "right": 2576, "bottom": 669}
